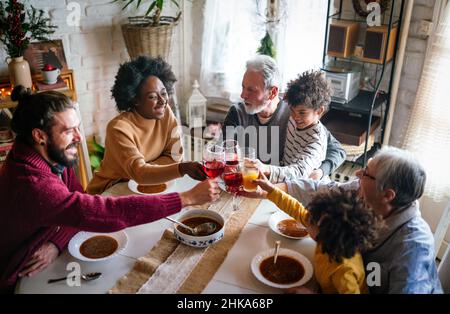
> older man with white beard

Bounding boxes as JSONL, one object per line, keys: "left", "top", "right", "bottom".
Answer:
{"left": 222, "top": 55, "right": 345, "bottom": 180}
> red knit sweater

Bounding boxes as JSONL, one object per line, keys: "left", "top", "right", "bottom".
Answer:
{"left": 0, "top": 141, "right": 182, "bottom": 292}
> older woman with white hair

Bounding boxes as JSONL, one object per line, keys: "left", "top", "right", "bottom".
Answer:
{"left": 241, "top": 146, "right": 442, "bottom": 294}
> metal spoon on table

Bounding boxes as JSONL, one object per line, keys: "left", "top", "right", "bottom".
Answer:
{"left": 273, "top": 240, "right": 281, "bottom": 264}
{"left": 47, "top": 272, "right": 102, "bottom": 284}
{"left": 165, "top": 217, "right": 217, "bottom": 236}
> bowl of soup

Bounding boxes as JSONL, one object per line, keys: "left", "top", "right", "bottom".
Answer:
{"left": 172, "top": 209, "right": 225, "bottom": 248}
{"left": 251, "top": 248, "right": 313, "bottom": 288}
{"left": 268, "top": 211, "right": 309, "bottom": 240}
{"left": 68, "top": 230, "right": 128, "bottom": 262}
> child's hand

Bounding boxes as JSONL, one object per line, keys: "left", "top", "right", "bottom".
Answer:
{"left": 253, "top": 171, "right": 275, "bottom": 194}
{"left": 251, "top": 159, "right": 270, "bottom": 177}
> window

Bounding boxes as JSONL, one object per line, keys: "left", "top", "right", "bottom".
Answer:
{"left": 403, "top": 1, "right": 450, "bottom": 201}
{"left": 200, "top": 0, "right": 328, "bottom": 101}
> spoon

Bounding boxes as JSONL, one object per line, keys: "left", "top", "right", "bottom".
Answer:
{"left": 165, "top": 217, "right": 217, "bottom": 236}
{"left": 273, "top": 240, "right": 281, "bottom": 264}
{"left": 47, "top": 272, "right": 102, "bottom": 284}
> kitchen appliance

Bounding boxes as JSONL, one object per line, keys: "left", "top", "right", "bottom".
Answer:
{"left": 322, "top": 61, "right": 361, "bottom": 104}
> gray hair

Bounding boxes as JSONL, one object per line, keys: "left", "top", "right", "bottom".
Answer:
{"left": 372, "top": 146, "right": 426, "bottom": 208}
{"left": 246, "top": 55, "right": 280, "bottom": 89}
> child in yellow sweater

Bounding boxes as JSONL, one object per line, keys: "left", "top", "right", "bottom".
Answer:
{"left": 254, "top": 174, "right": 382, "bottom": 294}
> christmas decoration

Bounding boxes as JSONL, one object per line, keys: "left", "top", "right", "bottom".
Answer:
{"left": 43, "top": 63, "right": 56, "bottom": 71}
{"left": 0, "top": 0, "right": 57, "bottom": 58}
{"left": 257, "top": 31, "right": 277, "bottom": 59}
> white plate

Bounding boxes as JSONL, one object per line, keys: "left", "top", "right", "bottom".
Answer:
{"left": 128, "top": 179, "right": 176, "bottom": 195}
{"left": 268, "top": 211, "right": 309, "bottom": 240}
{"left": 251, "top": 248, "right": 313, "bottom": 289}
{"left": 68, "top": 230, "right": 128, "bottom": 262}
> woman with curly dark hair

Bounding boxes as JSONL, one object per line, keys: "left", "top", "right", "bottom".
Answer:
{"left": 258, "top": 70, "right": 333, "bottom": 183}
{"left": 87, "top": 56, "right": 206, "bottom": 194}
{"left": 254, "top": 173, "right": 383, "bottom": 294}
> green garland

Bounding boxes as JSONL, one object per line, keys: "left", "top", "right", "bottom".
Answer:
{"left": 257, "top": 31, "right": 277, "bottom": 59}
{"left": 0, "top": 0, "right": 57, "bottom": 58}
{"left": 352, "top": 0, "right": 389, "bottom": 18}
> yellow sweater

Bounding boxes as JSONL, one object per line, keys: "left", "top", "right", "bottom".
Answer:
{"left": 87, "top": 107, "right": 183, "bottom": 194}
{"left": 267, "top": 188, "right": 368, "bottom": 294}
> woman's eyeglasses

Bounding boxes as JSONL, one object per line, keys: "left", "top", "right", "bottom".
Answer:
{"left": 362, "top": 167, "right": 376, "bottom": 180}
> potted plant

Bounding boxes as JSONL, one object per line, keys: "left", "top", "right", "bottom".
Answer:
{"left": 113, "top": 0, "right": 181, "bottom": 60}
{"left": 0, "top": 0, "right": 56, "bottom": 88}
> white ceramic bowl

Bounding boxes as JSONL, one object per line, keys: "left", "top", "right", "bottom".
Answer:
{"left": 251, "top": 248, "right": 314, "bottom": 289}
{"left": 68, "top": 230, "right": 128, "bottom": 262}
{"left": 268, "top": 211, "right": 309, "bottom": 240}
{"left": 173, "top": 209, "right": 225, "bottom": 248}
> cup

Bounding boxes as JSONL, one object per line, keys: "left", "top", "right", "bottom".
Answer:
{"left": 240, "top": 147, "right": 259, "bottom": 192}
{"left": 42, "top": 68, "right": 61, "bottom": 84}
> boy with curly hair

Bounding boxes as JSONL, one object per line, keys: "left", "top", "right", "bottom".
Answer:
{"left": 259, "top": 70, "right": 332, "bottom": 183}
{"left": 254, "top": 173, "right": 383, "bottom": 294}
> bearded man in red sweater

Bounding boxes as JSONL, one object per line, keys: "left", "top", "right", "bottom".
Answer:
{"left": 0, "top": 86, "right": 220, "bottom": 293}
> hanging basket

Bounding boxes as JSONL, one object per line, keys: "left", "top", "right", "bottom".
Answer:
{"left": 121, "top": 16, "right": 178, "bottom": 60}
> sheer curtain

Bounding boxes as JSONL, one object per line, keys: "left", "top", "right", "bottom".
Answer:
{"left": 200, "top": 0, "right": 328, "bottom": 100}
{"left": 276, "top": 0, "right": 327, "bottom": 90}
{"left": 200, "top": 0, "right": 261, "bottom": 101}
{"left": 403, "top": 1, "right": 450, "bottom": 201}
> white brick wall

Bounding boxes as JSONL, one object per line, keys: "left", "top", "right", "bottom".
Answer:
{"left": 0, "top": 0, "right": 184, "bottom": 145}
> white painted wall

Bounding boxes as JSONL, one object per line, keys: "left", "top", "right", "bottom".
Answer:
{"left": 0, "top": 0, "right": 186, "bottom": 144}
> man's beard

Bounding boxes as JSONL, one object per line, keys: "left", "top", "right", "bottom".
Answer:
{"left": 47, "top": 139, "right": 79, "bottom": 168}
{"left": 244, "top": 102, "right": 266, "bottom": 115}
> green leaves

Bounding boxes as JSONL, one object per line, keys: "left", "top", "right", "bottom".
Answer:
{"left": 257, "top": 31, "right": 277, "bottom": 59}
{"left": 112, "top": 0, "right": 180, "bottom": 25}
{"left": 87, "top": 137, "right": 105, "bottom": 171}
{"left": 0, "top": 1, "right": 56, "bottom": 58}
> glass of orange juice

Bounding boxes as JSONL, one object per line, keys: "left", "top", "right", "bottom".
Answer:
{"left": 240, "top": 147, "right": 259, "bottom": 192}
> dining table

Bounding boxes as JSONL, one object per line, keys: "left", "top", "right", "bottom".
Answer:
{"left": 16, "top": 175, "right": 317, "bottom": 294}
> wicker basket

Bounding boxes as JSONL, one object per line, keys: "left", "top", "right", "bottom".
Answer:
{"left": 121, "top": 17, "right": 177, "bottom": 60}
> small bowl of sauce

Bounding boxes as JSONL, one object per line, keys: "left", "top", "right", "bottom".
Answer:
{"left": 268, "top": 211, "right": 309, "bottom": 240}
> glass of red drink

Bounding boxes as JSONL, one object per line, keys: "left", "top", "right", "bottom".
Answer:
{"left": 202, "top": 144, "right": 225, "bottom": 179}
{"left": 222, "top": 140, "right": 243, "bottom": 210}
{"left": 222, "top": 139, "right": 240, "bottom": 166}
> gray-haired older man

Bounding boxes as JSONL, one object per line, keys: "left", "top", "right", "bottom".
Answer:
{"left": 241, "top": 146, "right": 442, "bottom": 294}
{"left": 222, "top": 55, "right": 346, "bottom": 180}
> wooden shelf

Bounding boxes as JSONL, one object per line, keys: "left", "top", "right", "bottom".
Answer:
{"left": 0, "top": 70, "right": 77, "bottom": 109}
{"left": 329, "top": 90, "right": 387, "bottom": 115}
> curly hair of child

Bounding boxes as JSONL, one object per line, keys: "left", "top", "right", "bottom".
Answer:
{"left": 284, "top": 70, "right": 332, "bottom": 110}
{"left": 307, "top": 187, "right": 384, "bottom": 263}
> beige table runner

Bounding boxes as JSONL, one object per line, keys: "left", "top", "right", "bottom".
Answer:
{"left": 109, "top": 192, "right": 261, "bottom": 294}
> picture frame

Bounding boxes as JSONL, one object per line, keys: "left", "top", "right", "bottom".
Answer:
{"left": 23, "top": 40, "right": 68, "bottom": 75}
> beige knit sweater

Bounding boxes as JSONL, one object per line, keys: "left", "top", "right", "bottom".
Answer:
{"left": 87, "top": 107, "right": 183, "bottom": 195}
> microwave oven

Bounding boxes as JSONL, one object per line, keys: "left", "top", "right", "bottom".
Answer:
{"left": 323, "top": 62, "right": 361, "bottom": 104}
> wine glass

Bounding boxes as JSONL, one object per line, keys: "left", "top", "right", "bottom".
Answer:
{"left": 222, "top": 139, "right": 240, "bottom": 166}
{"left": 222, "top": 140, "right": 243, "bottom": 210}
{"left": 222, "top": 163, "right": 243, "bottom": 211}
{"left": 202, "top": 144, "right": 225, "bottom": 179}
